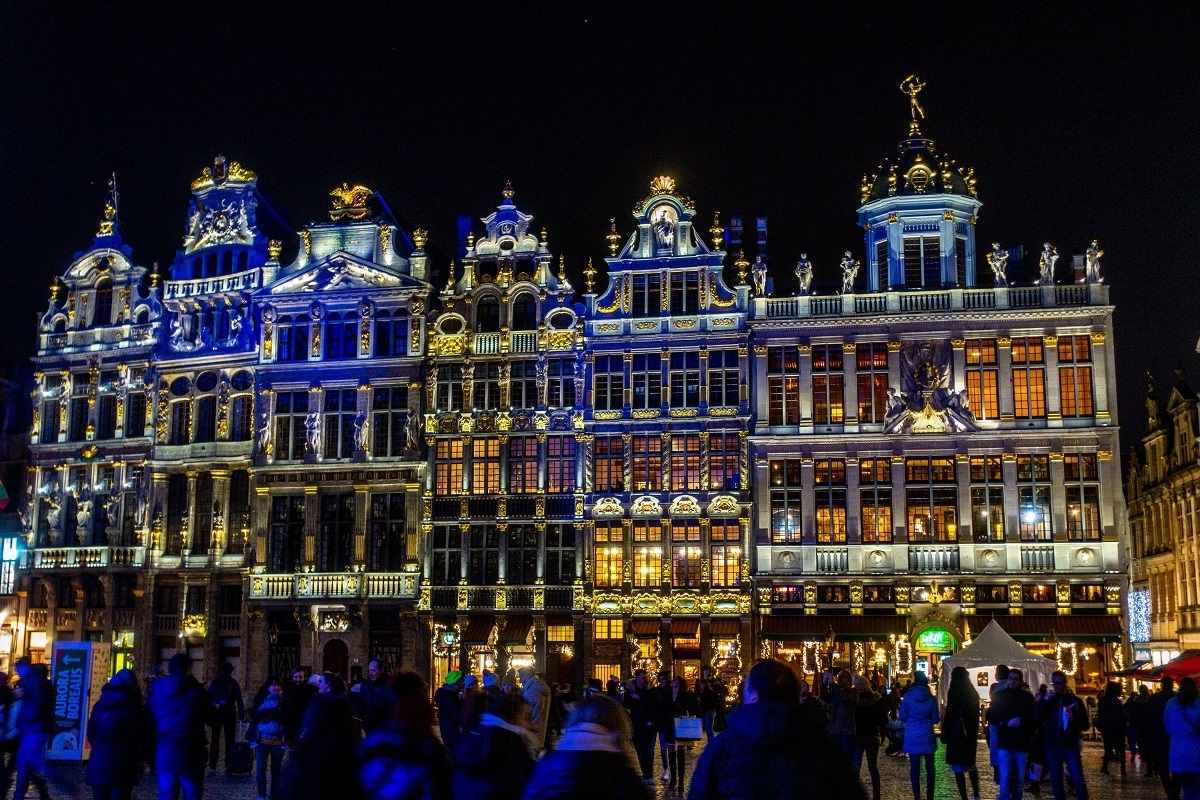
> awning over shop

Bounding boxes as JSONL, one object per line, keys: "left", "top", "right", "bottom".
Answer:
{"left": 670, "top": 620, "right": 700, "bottom": 638}
{"left": 709, "top": 619, "right": 742, "bottom": 636}
{"left": 1161, "top": 650, "right": 1200, "bottom": 680}
{"left": 759, "top": 614, "right": 907, "bottom": 641}
{"left": 498, "top": 617, "right": 532, "bottom": 645}
{"left": 989, "top": 614, "right": 1123, "bottom": 642}
{"left": 461, "top": 616, "right": 496, "bottom": 645}
{"left": 631, "top": 620, "right": 660, "bottom": 636}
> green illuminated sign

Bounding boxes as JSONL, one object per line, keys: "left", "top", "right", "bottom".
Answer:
{"left": 914, "top": 627, "right": 955, "bottom": 652}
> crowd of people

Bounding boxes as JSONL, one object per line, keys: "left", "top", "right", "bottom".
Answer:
{"left": 0, "top": 655, "right": 1193, "bottom": 800}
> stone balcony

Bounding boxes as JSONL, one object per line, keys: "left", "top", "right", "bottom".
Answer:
{"left": 26, "top": 546, "right": 146, "bottom": 569}
{"left": 758, "top": 540, "right": 1118, "bottom": 576}
{"left": 249, "top": 571, "right": 419, "bottom": 601}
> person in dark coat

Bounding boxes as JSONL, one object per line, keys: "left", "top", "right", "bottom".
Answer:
{"left": 248, "top": 677, "right": 290, "bottom": 800}
{"left": 687, "top": 659, "right": 866, "bottom": 800}
{"left": 148, "top": 653, "right": 210, "bottom": 800}
{"left": 942, "top": 667, "right": 981, "bottom": 800}
{"left": 898, "top": 672, "right": 939, "bottom": 800}
{"left": 852, "top": 675, "right": 886, "bottom": 800}
{"left": 206, "top": 662, "right": 244, "bottom": 771}
{"left": 279, "top": 672, "right": 363, "bottom": 800}
{"left": 696, "top": 680, "right": 719, "bottom": 743}
{"left": 523, "top": 693, "right": 648, "bottom": 800}
{"left": 1096, "top": 682, "right": 1127, "bottom": 775}
{"left": 86, "top": 669, "right": 145, "bottom": 800}
{"left": 11, "top": 658, "right": 51, "bottom": 800}
{"left": 358, "top": 671, "right": 453, "bottom": 800}
{"left": 284, "top": 668, "right": 316, "bottom": 741}
{"left": 434, "top": 671, "right": 464, "bottom": 751}
{"left": 453, "top": 692, "right": 537, "bottom": 800}
{"left": 622, "top": 670, "right": 659, "bottom": 783}
{"left": 1124, "top": 685, "right": 1149, "bottom": 769}
{"left": 358, "top": 660, "right": 397, "bottom": 735}
{"left": 986, "top": 668, "right": 1037, "bottom": 800}
{"left": 1146, "top": 677, "right": 1180, "bottom": 800}
{"left": 656, "top": 675, "right": 699, "bottom": 791}
{"left": 1034, "top": 671, "right": 1090, "bottom": 800}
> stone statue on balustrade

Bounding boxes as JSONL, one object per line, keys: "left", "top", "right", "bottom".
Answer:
{"left": 795, "top": 255, "right": 813, "bottom": 296}
{"left": 751, "top": 256, "right": 768, "bottom": 296}
{"left": 839, "top": 251, "right": 859, "bottom": 294}
{"left": 1038, "top": 243, "right": 1059, "bottom": 285}
{"left": 1085, "top": 240, "right": 1104, "bottom": 283}
{"left": 987, "top": 243, "right": 1008, "bottom": 286}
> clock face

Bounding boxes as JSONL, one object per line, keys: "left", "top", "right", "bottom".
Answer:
{"left": 442, "top": 632, "right": 456, "bottom": 646}
{"left": 499, "top": 222, "right": 514, "bottom": 235}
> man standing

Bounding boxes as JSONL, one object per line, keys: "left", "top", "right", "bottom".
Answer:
{"left": 206, "top": 663, "right": 244, "bottom": 771}
{"left": 519, "top": 665, "right": 551, "bottom": 751}
{"left": 434, "top": 671, "right": 464, "bottom": 751}
{"left": 358, "top": 659, "right": 396, "bottom": 734}
{"left": 987, "top": 667, "right": 1037, "bottom": 800}
{"left": 623, "top": 669, "right": 659, "bottom": 785}
{"left": 1146, "top": 677, "right": 1180, "bottom": 800}
{"left": 1035, "top": 671, "right": 1090, "bottom": 800}
{"left": 149, "top": 653, "right": 210, "bottom": 800}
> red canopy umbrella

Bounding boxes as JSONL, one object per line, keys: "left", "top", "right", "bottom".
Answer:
{"left": 1160, "top": 650, "right": 1200, "bottom": 680}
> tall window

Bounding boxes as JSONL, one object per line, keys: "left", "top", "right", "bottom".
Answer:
{"left": 472, "top": 438, "right": 501, "bottom": 495}
{"left": 631, "top": 435, "right": 663, "bottom": 492}
{"left": 671, "top": 519, "right": 701, "bottom": 588}
{"left": 1017, "top": 454, "right": 1052, "bottom": 540}
{"left": 669, "top": 272, "right": 699, "bottom": 315}
{"left": 269, "top": 495, "right": 305, "bottom": 572}
{"left": 669, "top": 352, "right": 700, "bottom": 408}
{"left": 594, "top": 435, "right": 624, "bottom": 492}
{"left": 545, "top": 524, "right": 576, "bottom": 585}
{"left": 767, "top": 346, "right": 801, "bottom": 426}
{"left": 476, "top": 296, "right": 500, "bottom": 333}
{"left": 708, "top": 432, "right": 740, "bottom": 491}
{"left": 670, "top": 434, "right": 701, "bottom": 491}
{"left": 509, "top": 361, "right": 538, "bottom": 409}
{"left": 371, "top": 386, "right": 408, "bottom": 458}
{"left": 633, "top": 521, "right": 663, "bottom": 589}
{"left": 69, "top": 378, "right": 89, "bottom": 442}
{"left": 903, "top": 235, "right": 941, "bottom": 287}
{"left": 970, "top": 456, "right": 1005, "bottom": 542}
{"left": 1012, "top": 337, "right": 1047, "bottom": 419}
{"left": 165, "top": 474, "right": 187, "bottom": 555}
{"left": 547, "top": 359, "right": 576, "bottom": 408}
{"left": 435, "top": 365, "right": 464, "bottom": 412}
{"left": 277, "top": 315, "right": 309, "bottom": 362}
{"left": 955, "top": 238, "right": 967, "bottom": 286}
{"left": 231, "top": 395, "right": 252, "bottom": 441}
{"left": 632, "top": 353, "right": 662, "bottom": 411}
{"left": 508, "top": 437, "right": 539, "bottom": 493}
{"left": 435, "top": 439, "right": 464, "bottom": 495}
{"left": 194, "top": 395, "right": 216, "bottom": 443}
{"left": 430, "top": 526, "right": 462, "bottom": 585}
{"left": 125, "top": 373, "right": 147, "bottom": 437}
{"left": 322, "top": 388, "right": 357, "bottom": 460}
{"left": 814, "top": 459, "right": 847, "bottom": 543}
{"left": 860, "top": 458, "right": 893, "bottom": 543}
{"left": 511, "top": 294, "right": 537, "bottom": 330}
{"left": 506, "top": 524, "right": 539, "bottom": 585}
{"left": 710, "top": 521, "right": 741, "bottom": 587}
{"left": 93, "top": 280, "right": 113, "bottom": 326}
{"left": 169, "top": 401, "right": 191, "bottom": 446}
{"left": 595, "top": 522, "right": 624, "bottom": 588}
{"left": 318, "top": 493, "right": 354, "bottom": 571}
{"left": 473, "top": 362, "right": 501, "bottom": 410}
{"left": 324, "top": 312, "right": 357, "bottom": 360}
{"left": 906, "top": 457, "right": 958, "bottom": 542}
{"left": 769, "top": 459, "right": 803, "bottom": 543}
{"left": 42, "top": 381, "right": 62, "bottom": 441}
{"left": 856, "top": 343, "right": 889, "bottom": 423}
{"left": 632, "top": 274, "right": 662, "bottom": 318}
{"left": 192, "top": 472, "right": 213, "bottom": 553}
{"left": 593, "top": 355, "right": 624, "bottom": 412}
{"left": 1058, "top": 336, "right": 1095, "bottom": 417}
{"left": 812, "top": 345, "right": 844, "bottom": 425}
{"left": 966, "top": 339, "right": 1000, "bottom": 420}
{"left": 547, "top": 436, "right": 576, "bottom": 493}
{"left": 467, "top": 524, "right": 500, "bottom": 584}
{"left": 373, "top": 309, "right": 408, "bottom": 358}
{"left": 1065, "top": 454, "right": 1101, "bottom": 541}
{"left": 876, "top": 239, "right": 889, "bottom": 289}
{"left": 226, "top": 470, "right": 250, "bottom": 554}
{"left": 368, "top": 492, "right": 406, "bottom": 571}
{"left": 708, "top": 349, "right": 740, "bottom": 408}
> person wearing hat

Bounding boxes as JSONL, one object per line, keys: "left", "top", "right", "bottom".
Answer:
{"left": 148, "top": 653, "right": 210, "bottom": 800}
{"left": 435, "top": 670, "right": 465, "bottom": 751}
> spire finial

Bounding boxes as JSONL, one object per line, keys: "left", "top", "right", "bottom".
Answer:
{"left": 446, "top": 259, "right": 457, "bottom": 291}
{"left": 96, "top": 172, "right": 120, "bottom": 238}
{"left": 709, "top": 212, "right": 724, "bottom": 251}
{"left": 900, "top": 74, "right": 926, "bottom": 134}
{"left": 502, "top": 180, "right": 515, "bottom": 200}
{"left": 557, "top": 255, "right": 567, "bottom": 282}
{"left": 605, "top": 218, "right": 620, "bottom": 256}
{"left": 583, "top": 258, "right": 597, "bottom": 294}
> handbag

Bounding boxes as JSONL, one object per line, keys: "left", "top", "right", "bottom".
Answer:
{"left": 674, "top": 715, "right": 703, "bottom": 740}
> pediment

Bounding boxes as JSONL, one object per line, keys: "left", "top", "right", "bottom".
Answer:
{"left": 266, "top": 252, "right": 421, "bottom": 294}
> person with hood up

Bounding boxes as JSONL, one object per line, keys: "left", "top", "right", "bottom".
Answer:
{"left": 522, "top": 693, "right": 648, "bottom": 800}
{"left": 1164, "top": 676, "right": 1200, "bottom": 800}
{"left": 826, "top": 670, "right": 859, "bottom": 757}
{"left": 11, "top": 658, "right": 53, "bottom": 800}
{"left": 942, "top": 666, "right": 981, "bottom": 800}
{"left": 898, "top": 671, "right": 939, "bottom": 800}
{"left": 434, "top": 671, "right": 465, "bottom": 751}
{"left": 248, "top": 677, "right": 290, "bottom": 800}
{"left": 686, "top": 658, "right": 865, "bottom": 800}
{"left": 148, "top": 653, "right": 210, "bottom": 800}
{"left": 359, "top": 671, "right": 452, "bottom": 800}
{"left": 851, "top": 675, "right": 887, "bottom": 800}
{"left": 518, "top": 666, "right": 551, "bottom": 753}
{"left": 85, "top": 669, "right": 145, "bottom": 800}
{"left": 453, "top": 692, "right": 537, "bottom": 800}
{"left": 1147, "top": 677, "right": 1181, "bottom": 800}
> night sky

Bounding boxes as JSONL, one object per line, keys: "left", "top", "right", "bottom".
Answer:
{"left": 2, "top": 4, "right": 1196, "bottom": 461}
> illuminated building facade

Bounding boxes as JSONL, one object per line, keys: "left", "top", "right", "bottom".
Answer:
{"left": 750, "top": 99, "right": 1126, "bottom": 687}
{"left": 1127, "top": 370, "right": 1200, "bottom": 666}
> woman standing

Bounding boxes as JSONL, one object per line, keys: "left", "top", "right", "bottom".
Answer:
{"left": 249, "top": 677, "right": 290, "bottom": 800}
{"left": 659, "top": 675, "right": 698, "bottom": 791}
{"left": 1164, "top": 676, "right": 1200, "bottom": 800}
{"left": 898, "top": 672, "right": 939, "bottom": 800}
{"left": 942, "top": 667, "right": 981, "bottom": 800}
{"left": 851, "top": 675, "right": 886, "bottom": 800}
{"left": 1095, "top": 682, "right": 1127, "bottom": 776}
{"left": 85, "top": 669, "right": 145, "bottom": 800}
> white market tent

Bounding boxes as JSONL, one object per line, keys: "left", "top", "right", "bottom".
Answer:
{"left": 937, "top": 619, "right": 1056, "bottom": 709}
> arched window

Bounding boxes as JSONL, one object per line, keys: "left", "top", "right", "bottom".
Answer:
{"left": 511, "top": 294, "right": 537, "bottom": 330}
{"left": 220, "top": 250, "right": 233, "bottom": 276}
{"left": 93, "top": 280, "right": 113, "bottom": 327}
{"left": 53, "top": 317, "right": 67, "bottom": 333}
{"left": 134, "top": 308, "right": 148, "bottom": 325}
{"left": 476, "top": 295, "right": 500, "bottom": 333}
{"left": 235, "top": 251, "right": 248, "bottom": 273}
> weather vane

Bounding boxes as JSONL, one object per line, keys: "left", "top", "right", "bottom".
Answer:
{"left": 900, "top": 75, "right": 926, "bottom": 132}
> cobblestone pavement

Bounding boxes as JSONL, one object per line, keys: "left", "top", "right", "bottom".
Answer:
{"left": 30, "top": 737, "right": 1162, "bottom": 799}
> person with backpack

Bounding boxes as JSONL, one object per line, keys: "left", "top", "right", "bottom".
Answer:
{"left": 248, "top": 677, "right": 289, "bottom": 800}
{"left": 85, "top": 669, "right": 146, "bottom": 800}
{"left": 206, "top": 663, "right": 245, "bottom": 771}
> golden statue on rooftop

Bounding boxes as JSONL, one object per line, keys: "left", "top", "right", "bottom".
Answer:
{"left": 900, "top": 75, "right": 926, "bottom": 133}
{"left": 330, "top": 183, "right": 373, "bottom": 220}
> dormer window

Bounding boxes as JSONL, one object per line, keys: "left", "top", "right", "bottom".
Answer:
{"left": 903, "top": 236, "right": 941, "bottom": 288}
{"left": 669, "top": 272, "right": 699, "bottom": 316}
{"left": 476, "top": 296, "right": 500, "bottom": 333}
{"left": 93, "top": 280, "right": 113, "bottom": 327}
{"left": 511, "top": 295, "right": 537, "bottom": 331}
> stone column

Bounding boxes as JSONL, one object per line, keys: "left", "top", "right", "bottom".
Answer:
{"left": 950, "top": 338, "right": 967, "bottom": 393}
{"left": 997, "top": 337, "right": 1015, "bottom": 421}
{"left": 845, "top": 458, "right": 862, "bottom": 544}
{"left": 211, "top": 469, "right": 231, "bottom": 557}
{"left": 1090, "top": 331, "right": 1112, "bottom": 424}
{"left": 1050, "top": 452, "right": 1068, "bottom": 541}
{"left": 497, "top": 523, "right": 509, "bottom": 583}
{"left": 797, "top": 345, "right": 813, "bottom": 426}
{"left": 304, "top": 486, "right": 319, "bottom": 567}
{"left": 890, "top": 456, "right": 906, "bottom": 544}
{"left": 151, "top": 472, "right": 168, "bottom": 555}
{"left": 801, "top": 458, "right": 815, "bottom": 546}
{"left": 752, "top": 346, "right": 768, "bottom": 422}
{"left": 956, "top": 454, "right": 972, "bottom": 543}
{"left": 253, "top": 486, "right": 270, "bottom": 567}
{"left": 842, "top": 343, "right": 858, "bottom": 428}
{"left": 182, "top": 471, "right": 198, "bottom": 557}
{"left": 354, "top": 485, "right": 370, "bottom": 566}
{"left": 1044, "top": 334, "right": 1063, "bottom": 427}
{"left": 1002, "top": 454, "right": 1020, "bottom": 569}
